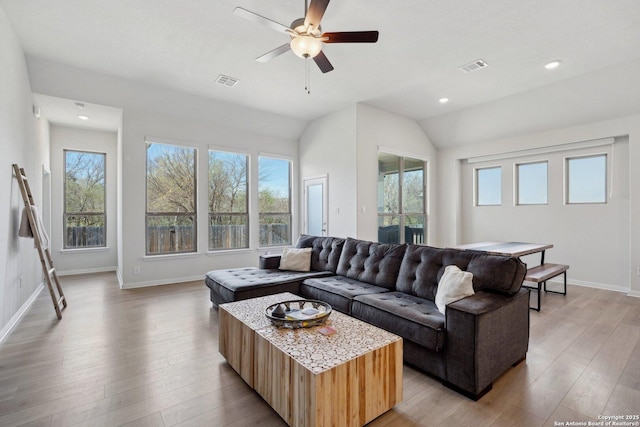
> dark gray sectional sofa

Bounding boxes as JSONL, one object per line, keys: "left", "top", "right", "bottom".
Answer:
{"left": 205, "top": 235, "right": 530, "bottom": 400}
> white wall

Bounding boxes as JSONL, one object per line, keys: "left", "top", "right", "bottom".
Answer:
{"left": 437, "top": 114, "right": 640, "bottom": 296}
{"left": 460, "top": 139, "right": 629, "bottom": 291}
{"left": 299, "top": 105, "right": 358, "bottom": 239}
{"left": 120, "top": 110, "right": 298, "bottom": 287}
{"left": 0, "top": 7, "right": 50, "bottom": 334}
{"left": 26, "top": 57, "right": 305, "bottom": 288}
{"left": 299, "top": 104, "right": 438, "bottom": 242}
{"left": 355, "top": 104, "right": 438, "bottom": 242}
{"left": 49, "top": 125, "right": 118, "bottom": 274}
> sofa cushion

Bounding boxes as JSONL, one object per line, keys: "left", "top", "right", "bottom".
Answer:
{"left": 336, "top": 238, "right": 406, "bottom": 289}
{"left": 279, "top": 247, "right": 312, "bottom": 271}
{"left": 435, "top": 265, "right": 475, "bottom": 314}
{"left": 352, "top": 291, "right": 445, "bottom": 352}
{"left": 300, "top": 276, "right": 391, "bottom": 315}
{"left": 396, "top": 245, "right": 526, "bottom": 300}
{"left": 295, "top": 235, "right": 345, "bottom": 273}
{"left": 205, "top": 267, "right": 329, "bottom": 304}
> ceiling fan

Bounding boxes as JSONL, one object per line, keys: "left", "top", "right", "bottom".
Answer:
{"left": 234, "top": 0, "right": 379, "bottom": 73}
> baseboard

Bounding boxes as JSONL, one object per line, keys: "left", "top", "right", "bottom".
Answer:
{"left": 57, "top": 266, "right": 117, "bottom": 276}
{"left": 0, "top": 283, "right": 44, "bottom": 345}
{"left": 627, "top": 290, "right": 640, "bottom": 298}
{"left": 121, "top": 274, "right": 204, "bottom": 289}
{"left": 544, "top": 277, "right": 628, "bottom": 293}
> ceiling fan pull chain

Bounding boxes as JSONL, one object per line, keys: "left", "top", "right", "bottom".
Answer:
{"left": 305, "top": 57, "right": 311, "bottom": 94}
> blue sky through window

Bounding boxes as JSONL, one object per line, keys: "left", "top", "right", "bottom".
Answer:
{"left": 518, "top": 162, "right": 547, "bottom": 205}
{"left": 259, "top": 157, "right": 290, "bottom": 196}
{"left": 476, "top": 167, "right": 501, "bottom": 206}
{"left": 567, "top": 155, "right": 607, "bottom": 203}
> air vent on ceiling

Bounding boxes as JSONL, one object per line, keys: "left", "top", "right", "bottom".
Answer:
{"left": 459, "top": 59, "right": 488, "bottom": 73}
{"left": 215, "top": 74, "right": 239, "bottom": 87}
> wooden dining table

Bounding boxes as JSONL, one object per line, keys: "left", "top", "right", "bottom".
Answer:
{"left": 451, "top": 241, "right": 553, "bottom": 263}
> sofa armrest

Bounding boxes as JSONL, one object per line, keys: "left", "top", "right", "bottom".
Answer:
{"left": 259, "top": 254, "right": 281, "bottom": 269}
{"left": 444, "top": 288, "right": 530, "bottom": 398}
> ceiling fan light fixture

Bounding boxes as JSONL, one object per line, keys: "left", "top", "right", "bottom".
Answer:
{"left": 290, "top": 35, "right": 322, "bottom": 59}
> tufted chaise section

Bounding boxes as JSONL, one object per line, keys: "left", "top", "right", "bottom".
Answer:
{"left": 205, "top": 267, "right": 330, "bottom": 306}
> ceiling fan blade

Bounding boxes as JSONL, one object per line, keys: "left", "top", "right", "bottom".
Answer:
{"left": 233, "top": 7, "right": 291, "bottom": 34}
{"left": 304, "top": 0, "right": 330, "bottom": 29}
{"left": 256, "top": 43, "right": 291, "bottom": 63}
{"left": 313, "top": 50, "right": 334, "bottom": 73}
{"left": 322, "top": 31, "right": 379, "bottom": 43}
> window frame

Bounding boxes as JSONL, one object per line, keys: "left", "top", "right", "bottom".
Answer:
{"left": 145, "top": 139, "right": 198, "bottom": 256}
{"left": 208, "top": 148, "right": 250, "bottom": 251}
{"left": 474, "top": 166, "right": 502, "bottom": 206}
{"left": 377, "top": 152, "right": 428, "bottom": 245}
{"left": 515, "top": 160, "right": 548, "bottom": 206}
{"left": 63, "top": 149, "right": 107, "bottom": 249}
{"left": 258, "top": 155, "right": 293, "bottom": 247}
{"left": 564, "top": 153, "right": 608, "bottom": 205}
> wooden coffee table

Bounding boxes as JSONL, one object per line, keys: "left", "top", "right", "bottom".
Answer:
{"left": 219, "top": 293, "right": 403, "bottom": 427}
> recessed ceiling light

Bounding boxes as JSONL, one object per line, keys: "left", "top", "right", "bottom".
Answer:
{"left": 78, "top": 115, "right": 89, "bottom": 120}
{"left": 439, "top": 97, "right": 449, "bottom": 104}
{"left": 544, "top": 60, "right": 561, "bottom": 70}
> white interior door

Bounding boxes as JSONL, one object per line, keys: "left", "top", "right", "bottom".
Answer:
{"left": 303, "top": 175, "right": 328, "bottom": 236}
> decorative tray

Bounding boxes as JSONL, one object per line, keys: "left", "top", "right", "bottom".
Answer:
{"left": 265, "top": 299, "right": 332, "bottom": 329}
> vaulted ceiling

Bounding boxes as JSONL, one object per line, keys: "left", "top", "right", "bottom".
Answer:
{"left": 3, "top": 0, "right": 640, "bottom": 147}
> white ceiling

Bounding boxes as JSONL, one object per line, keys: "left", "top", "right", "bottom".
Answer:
{"left": 33, "top": 94, "right": 122, "bottom": 132}
{"left": 3, "top": 0, "right": 640, "bottom": 147}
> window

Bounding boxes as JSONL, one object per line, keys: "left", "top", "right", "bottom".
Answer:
{"left": 475, "top": 166, "right": 501, "bottom": 206}
{"left": 208, "top": 150, "right": 249, "bottom": 250}
{"left": 64, "top": 150, "right": 106, "bottom": 248}
{"left": 146, "top": 141, "right": 197, "bottom": 255}
{"left": 516, "top": 161, "right": 548, "bottom": 205}
{"left": 258, "top": 156, "right": 291, "bottom": 246}
{"left": 566, "top": 154, "right": 607, "bottom": 204}
{"left": 377, "top": 153, "right": 427, "bottom": 244}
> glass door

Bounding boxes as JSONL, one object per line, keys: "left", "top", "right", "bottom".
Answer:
{"left": 303, "top": 175, "right": 327, "bottom": 236}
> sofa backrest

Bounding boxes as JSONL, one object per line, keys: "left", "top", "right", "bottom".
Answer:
{"left": 396, "top": 245, "right": 526, "bottom": 300}
{"left": 295, "top": 235, "right": 345, "bottom": 273}
{"left": 336, "top": 237, "right": 406, "bottom": 289}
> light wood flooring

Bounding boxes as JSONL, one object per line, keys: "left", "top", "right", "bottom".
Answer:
{"left": 0, "top": 273, "right": 638, "bottom": 426}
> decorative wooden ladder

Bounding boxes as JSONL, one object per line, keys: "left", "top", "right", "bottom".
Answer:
{"left": 13, "top": 164, "right": 67, "bottom": 319}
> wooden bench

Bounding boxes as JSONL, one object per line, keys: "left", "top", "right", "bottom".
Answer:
{"left": 523, "top": 263, "right": 569, "bottom": 311}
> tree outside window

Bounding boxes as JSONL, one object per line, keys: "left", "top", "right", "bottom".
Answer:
{"left": 258, "top": 156, "right": 291, "bottom": 246}
{"left": 64, "top": 150, "right": 106, "bottom": 248}
{"left": 146, "top": 141, "right": 197, "bottom": 255}
{"left": 209, "top": 150, "right": 249, "bottom": 250}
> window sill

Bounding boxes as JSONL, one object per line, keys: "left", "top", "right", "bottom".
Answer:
{"left": 142, "top": 252, "right": 200, "bottom": 261}
{"left": 207, "top": 248, "right": 254, "bottom": 256}
{"left": 59, "top": 247, "right": 110, "bottom": 254}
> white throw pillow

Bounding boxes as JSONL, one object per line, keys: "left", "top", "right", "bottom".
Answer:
{"left": 435, "top": 265, "right": 475, "bottom": 315}
{"left": 279, "top": 247, "right": 312, "bottom": 272}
